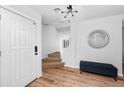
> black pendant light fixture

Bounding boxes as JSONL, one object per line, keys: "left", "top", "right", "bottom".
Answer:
{"left": 54, "top": 5, "right": 78, "bottom": 18}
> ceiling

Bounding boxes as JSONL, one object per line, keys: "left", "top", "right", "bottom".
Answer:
{"left": 29, "top": 5, "right": 124, "bottom": 25}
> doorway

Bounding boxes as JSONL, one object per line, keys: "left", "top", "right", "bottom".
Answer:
{"left": 57, "top": 26, "right": 73, "bottom": 67}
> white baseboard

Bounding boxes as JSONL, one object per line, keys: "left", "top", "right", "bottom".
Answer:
{"left": 64, "top": 65, "right": 76, "bottom": 68}
{"left": 118, "top": 73, "right": 123, "bottom": 77}
{"left": 37, "top": 72, "right": 42, "bottom": 78}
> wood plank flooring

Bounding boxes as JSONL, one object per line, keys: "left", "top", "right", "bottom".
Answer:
{"left": 122, "top": 63, "right": 124, "bottom": 76}
{"left": 27, "top": 67, "right": 124, "bottom": 87}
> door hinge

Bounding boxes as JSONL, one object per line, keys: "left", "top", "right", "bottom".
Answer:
{"left": 0, "top": 51, "right": 1, "bottom": 56}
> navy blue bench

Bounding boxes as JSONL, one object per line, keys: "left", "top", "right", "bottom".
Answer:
{"left": 80, "top": 61, "right": 118, "bottom": 81}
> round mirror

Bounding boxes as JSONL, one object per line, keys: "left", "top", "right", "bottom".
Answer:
{"left": 88, "top": 30, "right": 109, "bottom": 49}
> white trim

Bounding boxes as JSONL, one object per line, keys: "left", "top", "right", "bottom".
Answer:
{"left": 0, "top": 5, "right": 39, "bottom": 23}
{"left": 119, "top": 74, "right": 123, "bottom": 77}
{"left": 0, "top": 6, "right": 36, "bottom": 24}
{"left": 37, "top": 73, "right": 42, "bottom": 79}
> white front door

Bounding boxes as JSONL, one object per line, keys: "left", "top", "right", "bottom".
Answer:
{"left": 0, "top": 8, "right": 38, "bottom": 87}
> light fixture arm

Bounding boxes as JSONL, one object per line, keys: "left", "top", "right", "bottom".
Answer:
{"left": 54, "top": 5, "right": 78, "bottom": 18}
{"left": 61, "top": 5, "right": 78, "bottom": 18}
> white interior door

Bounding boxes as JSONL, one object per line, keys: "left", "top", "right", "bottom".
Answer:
{"left": 0, "top": 8, "right": 38, "bottom": 87}
{"left": 0, "top": 7, "right": 1, "bottom": 86}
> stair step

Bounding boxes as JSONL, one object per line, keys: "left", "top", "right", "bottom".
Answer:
{"left": 42, "top": 58, "right": 62, "bottom": 62}
{"left": 43, "top": 62, "right": 64, "bottom": 65}
{"left": 48, "top": 54, "right": 60, "bottom": 58}
{"left": 42, "top": 52, "right": 64, "bottom": 71}
{"left": 48, "top": 52, "right": 61, "bottom": 58}
{"left": 43, "top": 62, "right": 65, "bottom": 69}
{"left": 43, "top": 61, "right": 61, "bottom": 63}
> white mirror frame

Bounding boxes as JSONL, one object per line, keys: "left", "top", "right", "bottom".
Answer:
{"left": 88, "top": 29, "right": 110, "bottom": 49}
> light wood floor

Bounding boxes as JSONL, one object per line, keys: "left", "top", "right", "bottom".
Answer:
{"left": 27, "top": 67, "right": 124, "bottom": 87}
{"left": 122, "top": 63, "right": 124, "bottom": 76}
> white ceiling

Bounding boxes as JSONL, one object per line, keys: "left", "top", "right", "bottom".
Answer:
{"left": 29, "top": 5, "right": 124, "bottom": 25}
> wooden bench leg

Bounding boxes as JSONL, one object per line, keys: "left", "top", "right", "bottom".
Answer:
{"left": 114, "top": 77, "right": 117, "bottom": 81}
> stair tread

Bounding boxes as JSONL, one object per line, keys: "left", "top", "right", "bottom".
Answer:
{"left": 48, "top": 52, "right": 60, "bottom": 54}
{"left": 43, "top": 58, "right": 61, "bottom": 60}
{"left": 43, "top": 58, "right": 61, "bottom": 59}
{"left": 48, "top": 55, "right": 60, "bottom": 57}
{"left": 48, "top": 53, "right": 60, "bottom": 55}
{"left": 43, "top": 62, "right": 64, "bottom": 65}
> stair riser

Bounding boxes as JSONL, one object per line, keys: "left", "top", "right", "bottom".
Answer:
{"left": 42, "top": 59, "right": 62, "bottom": 62}
{"left": 43, "top": 62, "right": 64, "bottom": 65}
{"left": 48, "top": 52, "right": 60, "bottom": 58}
{"left": 43, "top": 64, "right": 64, "bottom": 69}
{"left": 48, "top": 54, "right": 60, "bottom": 58}
{"left": 42, "top": 61, "right": 61, "bottom": 64}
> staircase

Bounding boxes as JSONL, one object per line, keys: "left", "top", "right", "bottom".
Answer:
{"left": 42, "top": 52, "right": 65, "bottom": 71}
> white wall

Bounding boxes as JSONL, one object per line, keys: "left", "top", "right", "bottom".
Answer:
{"left": 123, "top": 27, "right": 124, "bottom": 64}
{"left": 57, "top": 28, "right": 72, "bottom": 67}
{"left": 56, "top": 26, "right": 75, "bottom": 68}
{"left": 71, "top": 14, "right": 124, "bottom": 76}
{"left": 42, "top": 24, "right": 60, "bottom": 58}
